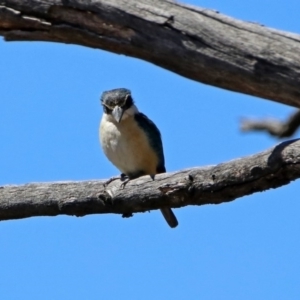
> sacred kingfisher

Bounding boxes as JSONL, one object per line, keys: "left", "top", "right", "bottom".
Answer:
{"left": 99, "top": 88, "right": 178, "bottom": 228}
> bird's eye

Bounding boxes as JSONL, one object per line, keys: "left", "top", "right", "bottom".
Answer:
{"left": 103, "top": 105, "right": 112, "bottom": 114}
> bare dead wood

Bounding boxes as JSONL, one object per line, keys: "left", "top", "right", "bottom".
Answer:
{"left": 1, "top": 139, "right": 300, "bottom": 222}
{"left": 1, "top": 0, "right": 300, "bottom": 107}
{"left": 241, "top": 110, "right": 300, "bottom": 138}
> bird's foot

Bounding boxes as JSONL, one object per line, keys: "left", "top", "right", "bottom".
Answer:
{"left": 120, "top": 174, "right": 154, "bottom": 189}
{"left": 120, "top": 175, "right": 131, "bottom": 189}
{"left": 104, "top": 173, "right": 127, "bottom": 187}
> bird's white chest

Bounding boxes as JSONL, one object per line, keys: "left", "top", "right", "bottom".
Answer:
{"left": 99, "top": 114, "right": 157, "bottom": 175}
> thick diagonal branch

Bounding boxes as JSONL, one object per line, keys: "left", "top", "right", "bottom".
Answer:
{"left": 1, "top": 0, "right": 300, "bottom": 107}
{"left": 1, "top": 139, "right": 300, "bottom": 222}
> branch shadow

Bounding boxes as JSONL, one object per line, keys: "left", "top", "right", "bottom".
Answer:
{"left": 267, "top": 138, "right": 300, "bottom": 168}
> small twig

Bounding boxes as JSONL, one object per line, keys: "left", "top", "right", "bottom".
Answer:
{"left": 241, "top": 110, "right": 300, "bottom": 138}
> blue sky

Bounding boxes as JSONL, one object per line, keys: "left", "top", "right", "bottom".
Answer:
{"left": 1, "top": 1, "right": 300, "bottom": 299}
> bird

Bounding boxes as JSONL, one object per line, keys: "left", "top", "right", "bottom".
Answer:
{"left": 99, "top": 88, "right": 178, "bottom": 228}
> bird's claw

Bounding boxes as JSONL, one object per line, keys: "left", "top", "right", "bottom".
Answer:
{"left": 103, "top": 176, "right": 120, "bottom": 187}
{"left": 120, "top": 174, "right": 131, "bottom": 189}
{"left": 104, "top": 173, "right": 130, "bottom": 188}
{"left": 120, "top": 179, "right": 130, "bottom": 189}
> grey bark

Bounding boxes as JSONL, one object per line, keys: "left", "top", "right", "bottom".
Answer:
{"left": 1, "top": 139, "right": 300, "bottom": 221}
{"left": 1, "top": 0, "right": 300, "bottom": 107}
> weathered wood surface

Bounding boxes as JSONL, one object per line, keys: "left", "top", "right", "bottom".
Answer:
{"left": 1, "top": 139, "right": 300, "bottom": 221}
{"left": 1, "top": 0, "right": 300, "bottom": 107}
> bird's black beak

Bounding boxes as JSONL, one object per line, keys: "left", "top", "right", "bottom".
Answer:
{"left": 112, "top": 106, "right": 124, "bottom": 123}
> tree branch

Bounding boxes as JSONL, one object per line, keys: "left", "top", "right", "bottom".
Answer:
{"left": 1, "top": 0, "right": 300, "bottom": 107}
{"left": 1, "top": 139, "right": 300, "bottom": 222}
{"left": 241, "top": 110, "right": 300, "bottom": 138}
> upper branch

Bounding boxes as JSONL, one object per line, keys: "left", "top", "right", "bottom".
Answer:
{"left": 1, "top": 139, "right": 300, "bottom": 222}
{"left": 1, "top": 0, "right": 300, "bottom": 107}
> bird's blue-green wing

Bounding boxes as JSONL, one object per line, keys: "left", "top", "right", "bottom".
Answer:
{"left": 134, "top": 113, "right": 166, "bottom": 173}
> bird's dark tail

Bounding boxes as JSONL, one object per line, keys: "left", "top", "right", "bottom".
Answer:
{"left": 160, "top": 208, "right": 178, "bottom": 228}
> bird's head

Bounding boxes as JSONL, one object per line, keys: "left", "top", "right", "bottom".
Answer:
{"left": 101, "top": 88, "right": 135, "bottom": 123}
